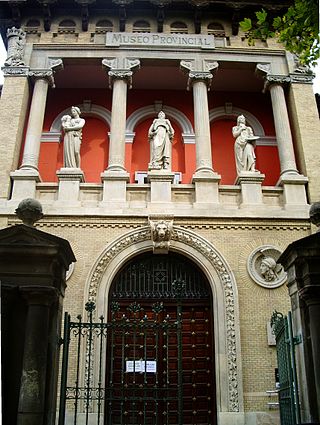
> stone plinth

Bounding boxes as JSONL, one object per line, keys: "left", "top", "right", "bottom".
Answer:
{"left": 278, "top": 231, "right": 320, "bottom": 423}
{"left": 56, "top": 168, "right": 85, "bottom": 203}
{"left": 10, "top": 169, "right": 41, "bottom": 200}
{"left": 192, "top": 172, "right": 221, "bottom": 205}
{"left": 101, "top": 170, "right": 130, "bottom": 205}
{"left": 147, "top": 170, "right": 175, "bottom": 203}
{"left": 235, "top": 172, "right": 265, "bottom": 206}
{"left": 278, "top": 173, "right": 308, "bottom": 208}
{"left": 0, "top": 224, "right": 75, "bottom": 425}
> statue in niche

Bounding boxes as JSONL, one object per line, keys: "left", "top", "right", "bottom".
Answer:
{"left": 232, "top": 115, "right": 260, "bottom": 175}
{"left": 259, "top": 256, "right": 283, "bottom": 282}
{"left": 61, "top": 106, "right": 85, "bottom": 169}
{"left": 5, "top": 27, "right": 26, "bottom": 67}
{"left": 148, "top": 111, "right": 174, "bottom": 171}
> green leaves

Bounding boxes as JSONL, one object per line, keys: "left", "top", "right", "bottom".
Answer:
{"left": 239, "top": 0, "right": 320, "bottom": 66}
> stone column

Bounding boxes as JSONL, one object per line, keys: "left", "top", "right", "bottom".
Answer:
{"left": 101, "top": 58, "right": 140, "bottom": 205}
{"left": 17, "top": 287, "right": 58, "bottom": 425}
{"left": 0, "top": 67, "right": 30, "bottom": 199}
{"left": 265, "top": 75, "right": 308, "bottom": 207}
{"left": 10, "top": 70, "right": 54, "bottom": 200}
{"left": 180, "top": 60, "right": 221, "bottom": 205}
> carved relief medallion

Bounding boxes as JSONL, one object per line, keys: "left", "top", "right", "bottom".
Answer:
{"left": 247, "top": 245, "right": 286, "bottom": 288}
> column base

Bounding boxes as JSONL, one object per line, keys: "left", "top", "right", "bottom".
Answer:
{"left": 101, "top": 170, "right": 130, "bottom": 205}
{"left": 10, "top": 169, "right": 41, "bottom": 200}
{"left": 277, "top": 173, "right": 308, "bottom": 208}
{"left": 56, "top": 168, "right": 85, "bottom": 204}
{"left": 235, "top": 171, "right": 265, "bottom": 206}
{"left": 192, "top": 171, "right": 221, "bottom": 205}
{"left": 147, "top": 170, "right": 175, "bottom": 203}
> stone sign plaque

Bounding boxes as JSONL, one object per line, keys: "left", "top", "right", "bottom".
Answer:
{"left": 126, "top": 360, "right": 157, "bottom": 373}
{"left": 106, "top": 32, "right": 215, "bottom": 49}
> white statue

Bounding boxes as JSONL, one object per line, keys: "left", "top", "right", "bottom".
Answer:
{"left": 148, "top": 111, "right": 174, "bottom": 170}
{"left": 232, "top": 115, "right": 259, "bottom": 175}
{"left": 5, "top": 27, "right": 26, "bottom": 67}
{"left": 61, "top": 107, "right": 85, "bottom": 169}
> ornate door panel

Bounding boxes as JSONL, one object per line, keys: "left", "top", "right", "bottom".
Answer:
{"left": 107, "top": 253, "right": 216, "bottom": 425}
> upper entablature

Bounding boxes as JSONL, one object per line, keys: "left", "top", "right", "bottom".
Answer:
{"left": 0, "top": 0, "right": 293, "bottom": 44}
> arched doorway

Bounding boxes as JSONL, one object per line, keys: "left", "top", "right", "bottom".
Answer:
{"left": 106, "top": 251, "right": 217, "bottom": 425}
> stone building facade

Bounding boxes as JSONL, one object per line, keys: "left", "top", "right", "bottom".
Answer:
{"left": 0, "top": 1, "right": 319, "bottom": 424}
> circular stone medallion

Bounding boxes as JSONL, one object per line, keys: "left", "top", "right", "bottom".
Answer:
{"left": 247, "top": 245, "right": 287, "bottom": 288}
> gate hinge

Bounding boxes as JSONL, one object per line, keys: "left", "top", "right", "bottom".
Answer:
{"left": 293, "top": 334, "right": 302, "bottom": 345}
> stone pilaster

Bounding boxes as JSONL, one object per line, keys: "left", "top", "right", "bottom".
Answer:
{"left": 0, "top": 68, "right": 30, "bottom": 199}
{"left": 10, "top": 70, "right": 54, "bottom": 199}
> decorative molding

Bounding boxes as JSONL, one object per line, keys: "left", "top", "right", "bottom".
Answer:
{"left": 48, "top": 58, "right": 64, "bottom": 73}
{"left": 87, "top": 225, "right": 241, "bottom": 412}
{"left": 28, "top": 69, "right": 55, "bottom": 87}
{"left": 247, "top": 245, "right": 287, "bottom": 289}
{"left": 2, "top": 66, "right": 29, "bottom": 77}
{"left": 255, "top": 63, "right": 271, "bottom": 77}
{"left": 290, "top": 73, "right": 314, "bottom": 84}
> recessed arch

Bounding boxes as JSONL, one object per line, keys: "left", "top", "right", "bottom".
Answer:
{"left": 209, "top": 106, "right": 266, "bottom": 136}
{"left": 85, "top": 225, "right": 244, "bottom": 419}
{"left": 49, "top": 103, "right": 112, "bottom": 132}
{"left": 126, "top": 105, "right": 195, "bottom": 144}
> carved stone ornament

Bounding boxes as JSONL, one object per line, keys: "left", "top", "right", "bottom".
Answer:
{"left": 48, "top": 58, "right": 64, "bottom": 73}
{"left": 15, "top": 198, "right": 43, "bottom": 227}
{"left": 5, "top": 27, "right": 26, "bottom": 67}
{"left": 102, "top": 58, "right": 140, "bottom": 88}
{"left": 247, "top": 245, "right": 287, "bottom": 288}
{"left": 2, "top": 66, "right": 29, "bottom": 77}
{"left": 290, "top": 73, "right": 314, "bottom": 84}
{"left": 88, "top": 225, "right": 240, "bottom": 412}
{"left": 28, "top": 69, "right": 55, "bottom": 87}
{"left": 149, "top": 215, "right": 174, "bottom": 253}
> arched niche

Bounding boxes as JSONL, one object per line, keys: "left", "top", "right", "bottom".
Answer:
{"left": 85, "top": 225, "right": 244, "bottom": 420}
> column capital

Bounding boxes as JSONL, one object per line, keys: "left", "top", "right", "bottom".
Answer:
{"left": 102, "top": 57, "right": 140, "bottom": 88}
{"left": 180, "top": 60, "right": 218, "bottom": 90}
{"left": 263, "top": 74, "right": 291, "bottom": 92}
{"left": 28, "top": 69, "right": 55, "bottom": 87}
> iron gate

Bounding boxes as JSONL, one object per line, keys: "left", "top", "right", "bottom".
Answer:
{"left": 58, "top": 281, "right": 184, "bottom": 425}
{"left": 271, "top": 311, "right": 301, "bottom": 425}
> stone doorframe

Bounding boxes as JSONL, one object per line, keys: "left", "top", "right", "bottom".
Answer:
{"left": 85, "top": 225, "right": 244, "bottom": 423}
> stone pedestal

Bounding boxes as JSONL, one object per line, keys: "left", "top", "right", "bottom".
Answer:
{"left": 192, "top": 172, "right": 221, "bottom": 205}
{"left": 101, "top": 170, "right": 130, "bottom": 205}
{"left": 10, "top": 169, "right": 41, "bottom": 200}
{"left": 147, "top": 170, "right": 175, "bottom": 203}
{"left": 278, "top": 230, "right": 320, "bottom": 423}
{"left": 278, "top": 174, "right": 308, "bottom": 208}
{"left": 56, "top": 168, "right": 85, "bottom": 203}
{"left": 0, "top": 223, "right": 75, "bottom": 425}
{"left": 235, "top": 172, "right": 265, "bottom": 206}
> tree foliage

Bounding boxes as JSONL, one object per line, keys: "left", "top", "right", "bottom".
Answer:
{"left": 240, "top": 0, "right": 320, "bottom": 66}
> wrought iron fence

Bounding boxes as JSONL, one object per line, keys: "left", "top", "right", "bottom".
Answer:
{"left": 58, "top": 282, "right": 185, "bottom": 425}
{"left": 271, "top": 311, "right": 301, "bottom": 425}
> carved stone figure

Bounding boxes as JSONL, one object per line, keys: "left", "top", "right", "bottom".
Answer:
{"left": 5, "top": 27, "right": 26, "bottom": 67}
{"left": 247, "top": 245, "right": 286, "bottom": 288}
{"left": 61, "top": 106, "right": 85, "bottom": 169}
{"left": 149, "top": 217, "right": 173, "bottom": 253}
{"left": 148, "top": 111, "right": 174, "bottom": 171}
{"left": 259, "top": 256, "right": 282, "bottom": 282}
{"left": 232, "top": 115, "right": 259, "bottom": 175}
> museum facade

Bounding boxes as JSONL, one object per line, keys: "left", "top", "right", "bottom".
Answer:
{"left": 0, "top": 1, "right": 319, "bottom": 424}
